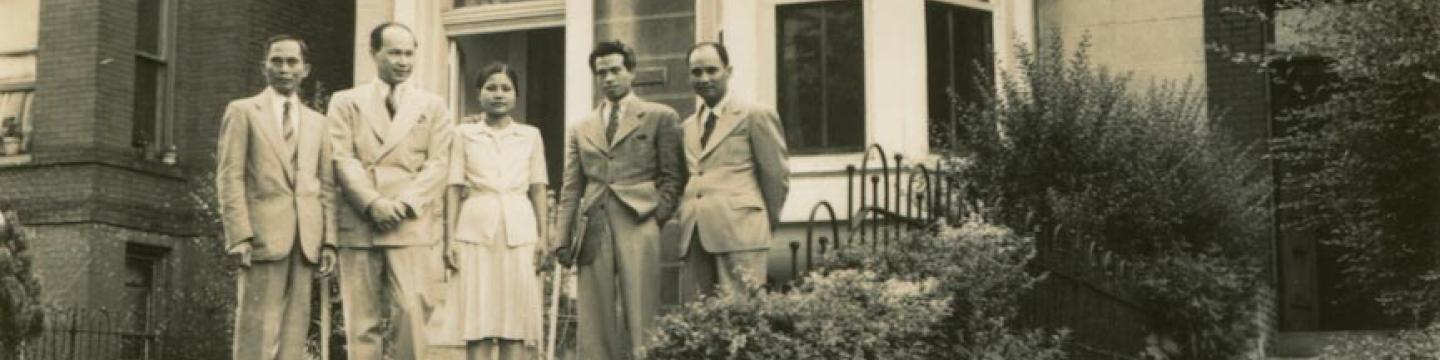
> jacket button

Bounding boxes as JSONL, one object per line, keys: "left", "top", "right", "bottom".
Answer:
{"left": 697, "top": 193, "right": 703, "bottom": 199}
{"left": 697, "top": 171, "right": 704, "bottom": 176}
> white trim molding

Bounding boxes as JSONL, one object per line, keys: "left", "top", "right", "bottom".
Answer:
{"left": 443, "top": 0, "right": 567, "bottom": 36}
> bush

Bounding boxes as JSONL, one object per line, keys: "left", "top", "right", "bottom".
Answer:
{"left": 645, "top": 221, "right": 1067, "bottom": 360}
{"left": 941, "top": 36, "right": 1271, "bottom": 359}
{"left": 1265, "top": 0, "right": 1440, "bottom": 322}
{"left": 1318, "top": 322, "right": 1440, "bottom": 359}
{"left": 0, "top": 209, "right": 44, "bottom": 358}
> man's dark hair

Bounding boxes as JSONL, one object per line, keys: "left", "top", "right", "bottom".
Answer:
{"left": 687, "top": 42, "right": 730, "bottom": 66}
{"left": 588, "top": 40, "right": 636, "bottom": 72}
{"left": 476, "top": 62, "right": 521, "bottom": 96}
{"left": 265, "top": 34, "right": 310, "bottom": 64}
{"left": 369, "top": 22, "right": 416, "bottom": 53}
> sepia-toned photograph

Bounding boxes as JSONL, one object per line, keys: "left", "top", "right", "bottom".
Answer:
{"left": 2, "top": 0, "right": 1439, "bottom": 359}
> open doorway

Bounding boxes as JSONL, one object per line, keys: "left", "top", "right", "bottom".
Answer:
{"left": 454, "top": 27, "right": 566, "bottom": 187}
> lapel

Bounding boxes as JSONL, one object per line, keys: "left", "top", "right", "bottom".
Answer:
{"left": 360, "top": 82, "right": 391, "bottom": 149}
{"left": 683, "top": 112, "right": 703, "bottom": 159}
{"left": 249, "top": 92, "right": 295, "bottom": 183}
{"left": 699, "top": 101, "right": 744, "bottom": 160}
{"left": 295, "top": 108, "right": 323, "bottom": 180}
{"left": 609, "top": 104, "right": 645, "bottom": 148}
{"left": 377, "top": 83, "right": 422, "bottom": 159}
{"left": 581, "top": 107, "right": 611, "bottom": 155}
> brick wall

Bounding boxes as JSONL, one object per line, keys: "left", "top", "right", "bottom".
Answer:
{"left": 1203, "top": 0, "right": 1271, "bottom": 148}
{"left": 7, "top": 2, "right": 354, "bottom": 355}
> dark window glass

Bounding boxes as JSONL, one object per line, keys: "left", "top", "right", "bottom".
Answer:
{"left": 136, "top": 0, "right": 163, "bottom": 55}
{"left": 132, "top": 58, "right": 161, "bottom": 148}
{"left": 926, "top": 1, "right": 992, "bottom": 149}
{"left": 777, "top": 0, "right": 865, "bottom": 154}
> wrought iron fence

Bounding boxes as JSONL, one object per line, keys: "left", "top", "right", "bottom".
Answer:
{"left": 18, "top": 307, "right": 159, "bottom": 360}
{"left": 779, "top": 144, "right": 1156, "bottom": 360}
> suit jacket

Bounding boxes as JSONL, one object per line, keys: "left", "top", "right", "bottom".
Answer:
{"left": 215, "top": 89, "right": 337, "bottom": 262}
{"left": 552, "top": 95, "right": 684, "bottom": 265}
{"left": 677, "top": 97, "right": 789, "bottom": 256}
{"left": 327, "top": 81, "right": 453, "bottom": 247}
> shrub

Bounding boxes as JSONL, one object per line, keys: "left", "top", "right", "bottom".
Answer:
{"left": 645, "top": 221, "right": 1067, "bottom": 360}
{"left": 1265, "top": 0, "right": 1440, "bottom": 322}
{"left": 1318, "top": 322, "right": 1440, "bottom": 359}
{"left": 941, "top": 35, "right": 1271, "bottom": 359}
{"left": 0, "top": 209, "right": 44, "bottom": 358}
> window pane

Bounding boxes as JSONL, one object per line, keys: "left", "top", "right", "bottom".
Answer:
{"left": 136, "top": 0, "right": 162, "bottom": 55}
{"left": 0, "top": 89, "right": 33, "bottom": 154}
{"left": 454, "top": 0, "right": 546, "bottom": 8}
{"left": 777, "top": 1, "right": 865, "bottom": 154}
{"left": 132, "top": 58, "right": 162, "bottom": 148}
{"left": 926, "top": 2, "right": 992, "bottom": 149}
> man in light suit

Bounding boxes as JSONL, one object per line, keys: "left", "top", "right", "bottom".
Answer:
{"left": 552, "top": 40, "right": 685, "bottom": 360}
{"left": 679, "top": 42, "right": 789, "bottom": 296}
{"left": 216, "top": 34, "right": 336, "bottom": 360}
{"left": 327, "top": 22, "right": 452, "bottom": 360}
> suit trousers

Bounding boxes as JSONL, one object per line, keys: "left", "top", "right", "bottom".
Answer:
{"left": 577, "top": 195, "right": 660, "bottom": 360}
{"left": 686, "top": 230, "right": 768, "bottom": 297}
{"left": 232, "top": 246, "right": 314, "bottom": 360}
{"left": 339, "top": 246, "right": 434, "bottom": 360}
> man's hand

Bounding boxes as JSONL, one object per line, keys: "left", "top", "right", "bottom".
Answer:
{"left": 229, "top": 242, "right": 253, "bottom": 269}
{"left": 367, "top": 199, "right": 404, "bottom": 232}
{"left": 554, "top": 246, "right": 575, "bottom": 268}
{"left": 444, "top": 246, "right": 459, "bottom": 273}
{"left": 319, "top": 247, "right": 337, "bottom": 276}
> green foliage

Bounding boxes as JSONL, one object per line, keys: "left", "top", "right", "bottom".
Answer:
{"left": 940, "top": 35, "right": 1270, "bottom": 359}
{"left": 1266, "top": 0, "right": 1440, "bottom": 322}
{"left": 0, "top": 210, "right": 44, "bottom": 356}
{"left": 1135, "top": 253, "right": 1266, "bottom": 360}
{"left": 1319, "top": 322, "right": 1440, "bottom": 359}
{"left": 645, "top": 221, "right": 1067, "bottom": 360}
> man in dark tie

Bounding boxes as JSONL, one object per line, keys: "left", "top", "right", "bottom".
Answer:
{"left": 216, "top": 34, "right": 336, "bottom": 360}
{"left": 677, "top": 42, "right": 790, "bottom": 296}
{"left": 552, "top": 40, "right": 685, "bottom": 360}
{"left": 326, "top": 22, "right": 453, "bottom": 360}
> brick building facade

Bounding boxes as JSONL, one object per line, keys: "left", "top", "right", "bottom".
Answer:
{"left": 1, "top": 0, "right": 353, "bottom": 357}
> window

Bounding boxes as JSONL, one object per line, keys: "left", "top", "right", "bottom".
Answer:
{"left": 926, "top": 1, "right": 992, "bottom": 149}
{"left": 776, "top": 0, "right": 865, "bottom": 154}
{"left": 132, "top": 0, "right": 172, "bottom": 156}
{"left": 121, "top": 243, "right": 167, "bottom": 359}
{"left": 0, "top": 0, "right": 38, "bottom": 159}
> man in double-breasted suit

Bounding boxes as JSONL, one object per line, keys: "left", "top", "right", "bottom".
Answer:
{"left": 216, "top": 35, "right": 336, "bottom": 360}
{"left": 327, "top": 23, "right": 452, "bottom": 360}
{"left": 678, "top": 42, "right": 790, "bottom": 296}
{"left": 552, "top": 40, "right": 685, "bottom": 360}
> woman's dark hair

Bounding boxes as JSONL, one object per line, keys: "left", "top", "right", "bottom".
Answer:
{"left": 475, "top": 62, "right": 521, "bottom": 96}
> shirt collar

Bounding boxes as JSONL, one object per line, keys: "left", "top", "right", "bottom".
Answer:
{"left": 603, "top": 92, "right": 638, "bottom": 117}
{"left": 467, "top": 114, "right": 520, "bottom": 137}
{"left": 375, "top": 78, "right": 407, "bottom": 99}
{"left": 699, "top": 93, "right": 730, "bottom": 118}
{"left": 266, "top": 87, "right": 300, "bottom": 110}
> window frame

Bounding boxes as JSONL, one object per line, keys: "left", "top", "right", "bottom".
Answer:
{"left": 774, "top": 0, "right": 868, "bottom": 155}
{"left": 132, "top": 0, "right": 177, "bottom": 160}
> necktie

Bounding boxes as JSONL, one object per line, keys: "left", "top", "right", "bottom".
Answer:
{"left": 605, "top": 103, "right": 620, "bottom": 143}
{"left": 385, "top": 85, "right": 397, "bottom": 119}
{"left": 283, "top": 101, "right": 298, "bottom": 166}
{"left": 700, "top": 107, "right": 718, "bottom": 148}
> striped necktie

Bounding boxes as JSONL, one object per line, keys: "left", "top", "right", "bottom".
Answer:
{"left": 605, "top": 103, "right": 620, "bottom": 143}
{"left": 283, "top": 101, "right": 297, "bottom": 166}
{"left": 700, "top": 107, "right": 718, "bottom": 147}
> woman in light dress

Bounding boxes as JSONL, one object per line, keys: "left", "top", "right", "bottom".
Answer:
{"left": 445, "top": 62, "right": 548, "bottom": 360}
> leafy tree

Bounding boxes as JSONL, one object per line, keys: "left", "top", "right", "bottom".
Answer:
{"left": 1266, "top": 0, "right": 1440, "bottom": 323}
{"left": 0, "top": 209, "right": 44, "bottom": 358}
{"left": 941, "top": 36, "right": 1271, "bottom": 359}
